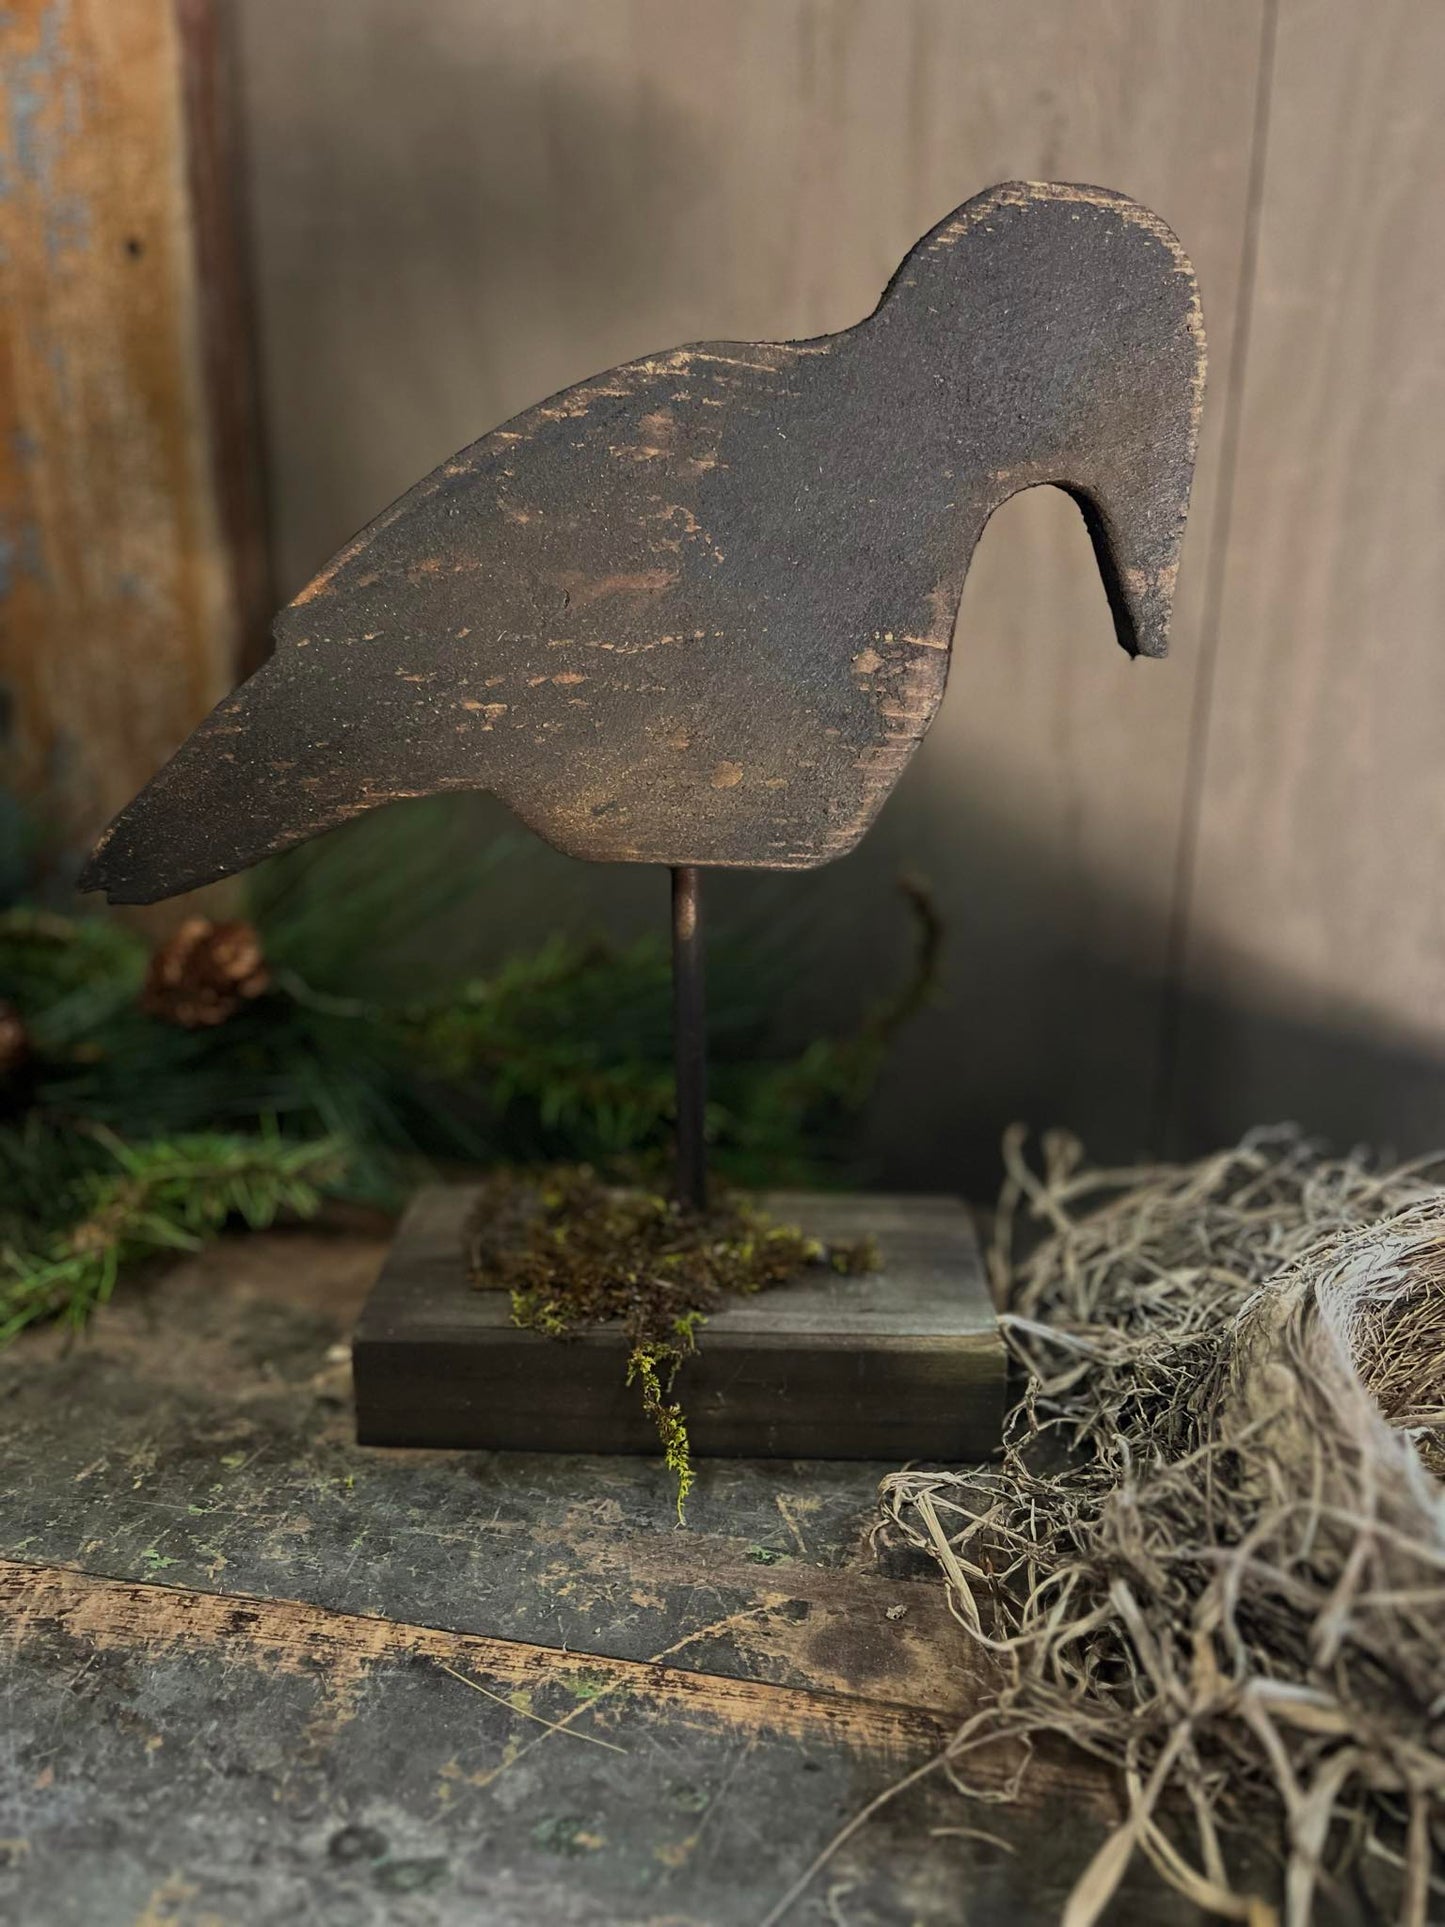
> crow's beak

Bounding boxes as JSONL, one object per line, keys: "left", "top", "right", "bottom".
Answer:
{"left": 1069, "top": 471, "right": 1189, "bottom": 662}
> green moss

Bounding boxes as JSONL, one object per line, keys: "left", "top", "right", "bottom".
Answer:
{"left": 467, "top": 1165, "right": 877, "bottom": 1516}
{"left": 562, "top": 1670, "right": 611, "bottom": 1702}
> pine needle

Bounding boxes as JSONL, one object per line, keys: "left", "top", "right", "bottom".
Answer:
{"left": 433, "top": 1660, "right": 628, "bottom": 1754}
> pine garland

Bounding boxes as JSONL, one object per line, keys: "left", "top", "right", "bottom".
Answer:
{"left": 0, "top": 808, "right": 938, "bottom": 1346}
{"left": 0, "top": 1125, "right": 343, "bottom": 1342}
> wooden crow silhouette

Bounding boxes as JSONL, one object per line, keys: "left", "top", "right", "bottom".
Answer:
{"left": 82, "top": 181, "right": 1203, "bottom": 903}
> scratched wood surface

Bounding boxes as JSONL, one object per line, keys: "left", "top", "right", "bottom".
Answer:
{"left": 232, "top": 0, "right": 1266, "bottom": 1190}
{"left": 0, "top": 1227, "right": 1255, "bottom": 1925}
{"left": 0, "top": 0, "right": 246, "bottom": 878}
{"left": 1166, "top": 0, "right": 1445, "bottom": 1158}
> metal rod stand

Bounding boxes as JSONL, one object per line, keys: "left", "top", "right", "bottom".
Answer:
{"left": 670, "top": 865, "right": 708, "bottom": 1213}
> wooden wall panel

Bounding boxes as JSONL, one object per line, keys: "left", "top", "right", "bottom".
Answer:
{"left": 0, "top": 0, "right": 242, "bottom": 877}
{"left": 9, "top": 1, "right": 1443, "bottom": 1179}
{"left": 234, "top": 0, "right": 1266, "bottom": 1188}
{"left": 1170, "top": 0, "right": 1445, "bottom": 1157}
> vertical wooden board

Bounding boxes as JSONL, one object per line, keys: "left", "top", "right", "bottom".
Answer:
{"left": 836, "top": 3, "right": 1265, "bottom": 1181}
{"left": 1171, "top": 0, "right": 1445, "bottom": 1155}
{"left": 0, "top": 0, "right": 240, "bottom": 874}
{"left": 234, "top": 0, "right": 1264, "bottom": 1187}
{"left": 175, "top": 0, "right": 273, "bottom": 681}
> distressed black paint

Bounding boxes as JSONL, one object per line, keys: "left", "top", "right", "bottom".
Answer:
{"left": 81, "top": 182, "right": 1204, "bottom": 902}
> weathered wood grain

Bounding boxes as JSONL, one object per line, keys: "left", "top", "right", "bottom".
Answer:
{"left": 0, "top": 0, "right": 245, "bottom": 875}
{"left": 0, "top": 1557, "right": 954, "bottom": 1758}
{"left": 0, "top": 1559, "right": 1202, "bottom": 1925}
{"left": 0, "top": 1224, "right": 988, "bottom": 1714}
{"left": 0, "top": 1224, "right": 1269, "bottom": 1922}
{"left": 1168, "top": 0, "right": 1445, "bottom": 1154}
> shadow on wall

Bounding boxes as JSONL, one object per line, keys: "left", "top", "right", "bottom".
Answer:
{"left": 862, "top": 755, "right": 1445, "bottom": 1195}
{"left": 232, "top": 11, "right": 1445, "bottom": 1198}
{"left": 1163, "top": 977, "right": 1445, "bottom": 1176}
{"left": 235, "top": 11, "right": 1194, "bottom": 1196}
{"left": 863, "top": 814, "right": 1445, "bottom": 1195}
{"left": 237, "top": 761, "right": 1445, "bottom": 1207}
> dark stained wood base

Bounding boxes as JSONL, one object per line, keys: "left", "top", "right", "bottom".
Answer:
{"left": 353, "top": 1187, "right": 1005, "bottom": 1460}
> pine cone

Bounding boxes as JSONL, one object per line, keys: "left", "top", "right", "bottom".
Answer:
{"left": 142, "top": 918, "right": 271, "bottom": 1028}
{"left": 0, "top": 999, "right": 29, "bottom": 1080}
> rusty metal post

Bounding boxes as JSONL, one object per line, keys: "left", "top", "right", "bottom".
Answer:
{"left": 671, "top": 865, "right": 707, "bottom": 1213}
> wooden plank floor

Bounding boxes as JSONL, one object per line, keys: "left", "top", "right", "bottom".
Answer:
{"left": 0, "top": 1223, "right": 1247, "bottom": 1925}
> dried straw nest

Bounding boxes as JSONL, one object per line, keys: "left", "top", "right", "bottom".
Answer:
{"left": 881, "top": 1126, "right": 1445, "bottom": 1926}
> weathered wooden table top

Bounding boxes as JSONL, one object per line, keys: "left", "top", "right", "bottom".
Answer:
{"left": 0, "top": 1221, "right": 1229, "bottom": 1925}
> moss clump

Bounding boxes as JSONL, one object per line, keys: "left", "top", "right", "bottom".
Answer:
{"left": 466, "top": 1165, "right": 877, "bottom": 1517}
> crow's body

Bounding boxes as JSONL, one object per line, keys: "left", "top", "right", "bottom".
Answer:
{"left": 83, "top": 182, "right": 1203, "bottom": 902}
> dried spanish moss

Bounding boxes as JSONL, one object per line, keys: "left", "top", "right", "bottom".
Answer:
{"left": 467, "top": 1165, "right": 875, "bottom": 1516}
{"left": 880, "top": 1126, "right": 1445, "bottom": 1927}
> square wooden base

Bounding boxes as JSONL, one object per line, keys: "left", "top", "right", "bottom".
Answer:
{"left": 353, "top": 1187, "right": 1005, "bottom": 1461}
